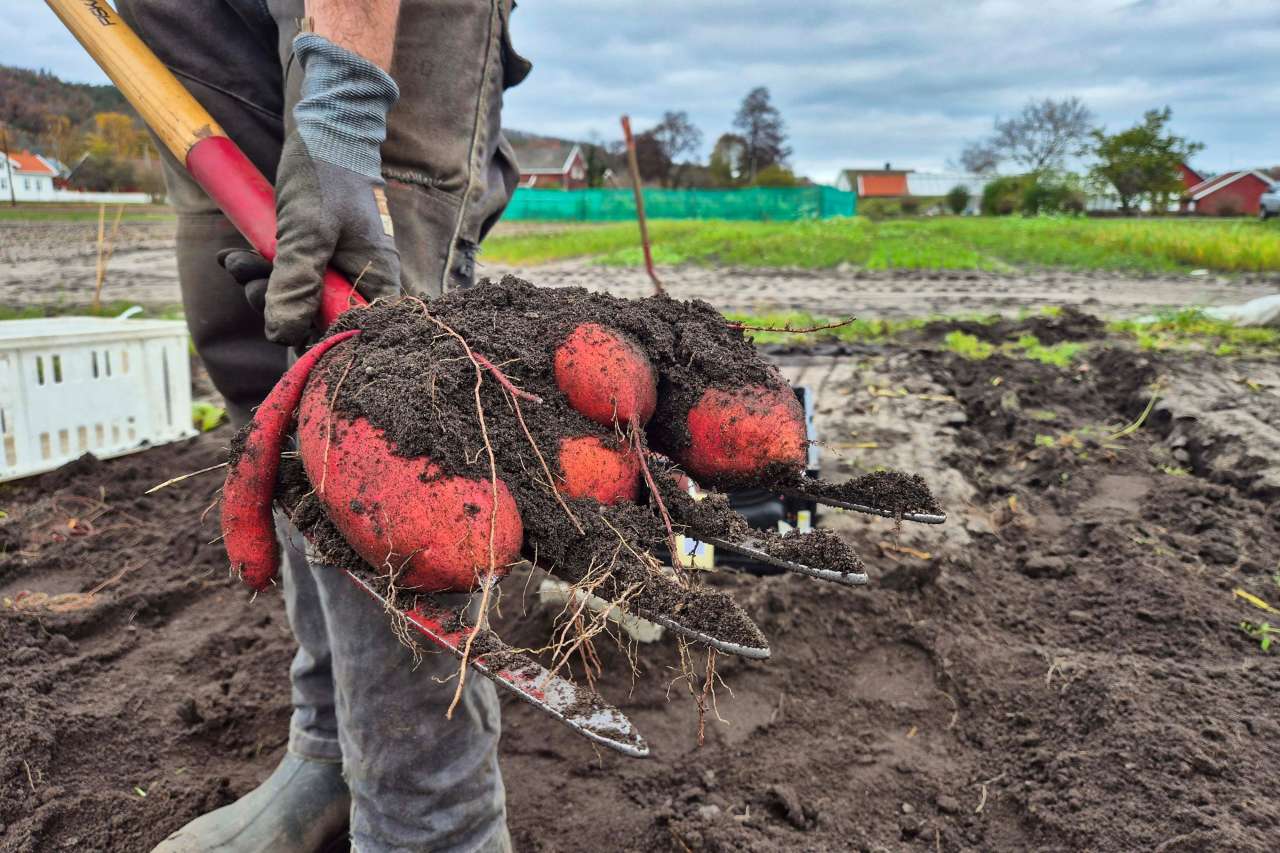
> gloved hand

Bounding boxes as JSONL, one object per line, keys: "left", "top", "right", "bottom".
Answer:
{"left": 221, "top": 33, "right": 403, "bottom": 345}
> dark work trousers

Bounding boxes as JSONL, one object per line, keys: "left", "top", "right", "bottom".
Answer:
{"left": 115, "top": 2, "right": 530, "bottom": 850}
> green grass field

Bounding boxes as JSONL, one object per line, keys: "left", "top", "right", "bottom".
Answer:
{"left": 484, "top": 217, "right": 1280, "bottom": 274}
{"left": 0, "top": 203, "right": 174, "bottom": 222}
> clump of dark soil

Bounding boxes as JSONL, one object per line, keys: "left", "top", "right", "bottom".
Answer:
{"left": 0, "top": 437, "right": 294, "bottom": 852}
{"left": 803, "top": 470, "right": 942, "bottom": 516}
{"left": 920, "top": 304, "right": 1107, "bottom": 345}
{"left": 288, "top": 277, "right": 904, "bottom": 648}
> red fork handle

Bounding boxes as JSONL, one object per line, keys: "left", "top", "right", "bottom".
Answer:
{"left": 187, "top": 136, "right": 366, "bottom": 328}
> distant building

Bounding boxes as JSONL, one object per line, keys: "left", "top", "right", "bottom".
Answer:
{"left": 1178, "top": 163, "right": 1205, "bottom": 191}
{"left": 834, "top": 165, "right": 910, "bottom": 197}
{"left": 1, "top": 150, "right": 58, "bottom": 201}
{"left": 510, "top": 138, "right": 587, "bottom": 189}
{"left": 1183, "top": 170, "right": 1275, "bottom": 216}
{"left": 835, "top": 164, "right": 989, "bottom": 212}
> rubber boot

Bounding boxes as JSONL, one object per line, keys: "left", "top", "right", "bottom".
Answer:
{"left": 152, "top": 752, "right": 349, "bottom": 852}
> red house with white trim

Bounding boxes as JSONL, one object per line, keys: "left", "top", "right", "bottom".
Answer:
{"left": 510, "top": 138, "right": 587, "bottom": 190}
{"left": 1183, "top": 170, "right": 1275, "bottom": 216}
{"left": 1, "top": 150, "right": 58, "bottom": 201}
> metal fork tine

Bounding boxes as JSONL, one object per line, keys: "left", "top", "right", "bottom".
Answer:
{"left": 782, "top": 480, "right": 948, "bottom": 525}
{"left": 694, "top": 533, "right": 869, "bottom": 586}
{"left": 344, "top": 569, "right": 650, "bottom": 758}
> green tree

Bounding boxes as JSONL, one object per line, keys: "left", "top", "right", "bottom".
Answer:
{"left": 1088, "top": 108, "right": 1202, "bottom": 214}
{"left": 708, "top": 133, "right": 746, "bottom": 187}
{"left": 732, "top": 87, "right": 790, "bottom": 181}
{"left": 1020, "top": 171, "right": 1086, "bottom": 215}
{"left": 751, "top": 164, "right": 802, "bottom": 187}
{"left": 981, "top": 175, "right": 1030, "bottom": 215}
{"left": 41, "top": 114, "right": 83, "bottom": 168}
{"left": 86, "top": 111, "right": 142, "bottom": 158}
{"left": 945, "top": 184, "right": 971, "bottom": 214}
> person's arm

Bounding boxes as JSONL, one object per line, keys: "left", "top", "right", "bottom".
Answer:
{"left": 305, "top": 0, "right": 402, "bottom": 72}
{"left": 220, "top": 0, "right": 405, "bottom": 345}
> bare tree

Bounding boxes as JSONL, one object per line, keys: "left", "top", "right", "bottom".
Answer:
{"left": 959, "top": 140, "right": 1001, "bottom": 174}
{"left": 992, "top": 97, "right": 1094, "bottom": 172}
{"left": 649, "top": 111, "right": 703, "bottom": 187}
{"left": 959, "top": 96, "right": 1093, "bottom": 174}
{"left": 732, "top": 87, "right": 790, "bottom": 182}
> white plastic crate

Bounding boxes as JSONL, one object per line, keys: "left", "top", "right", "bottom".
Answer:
{"left": 0, "top": 316, "right": 197, "bottom": 481}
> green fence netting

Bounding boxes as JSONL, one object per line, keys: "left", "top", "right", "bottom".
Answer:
{"left": 503, "top": 185, "right": 856, "bottom": 222}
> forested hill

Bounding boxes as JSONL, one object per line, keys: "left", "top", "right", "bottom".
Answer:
{"left": 0, "top": 64, "right": 134, "bottom": 137}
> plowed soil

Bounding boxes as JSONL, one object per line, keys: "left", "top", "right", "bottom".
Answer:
{"left": 3, "top": 310, "right": 1278, "bottom": 852}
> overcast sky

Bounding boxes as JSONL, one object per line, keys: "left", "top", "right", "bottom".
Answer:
{"left": 7, "top": 0, "right": 1278, "bottom": 181}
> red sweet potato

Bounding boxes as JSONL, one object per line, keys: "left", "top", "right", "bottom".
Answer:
{"left": 554, "top": 323, "right": 656, "bottom": 426}
{"left": 222, "top": 329, "right": 360, "bottom": 591}
{"left": 296, "top": 346, "right": 524, "bottom": 592}
{"left": 677, "top": 384, "right": 807, "bottom": 485}
{"left": 556, "top": 435, "right": 641, "bottom": 505}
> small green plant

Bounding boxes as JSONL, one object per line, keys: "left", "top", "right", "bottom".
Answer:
{"left": 1012, "top": 334, "right": 1084, "bottom": 367}
{"left": 1160, "top": 464, "right": 1190, "bottom": 476}
{"left": 1034, "top": 434, "right": 1057, "bottom": 448}
{"left": 943, "top": 331, "right": 994, "bottom": 360}
{"left": 1240, "top": 621, "right": 1277, "bottom": 652}
{"left": 192, "top": 402, "right": 227, "bottom": 433}
{"left": 1109, "top": 308, "right": 1280, "bottom": 355}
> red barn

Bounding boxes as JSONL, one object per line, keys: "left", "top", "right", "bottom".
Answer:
{"left": 1184, "top": 170, "right": 1275, "bottom": 216}
{"left": 510, "top": 138, "right": 587, "bottom": 189}
{"left": 1178, "top": 162, "right": 1204, "bottom": 191}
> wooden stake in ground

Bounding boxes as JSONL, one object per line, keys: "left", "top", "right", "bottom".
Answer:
{"left": 92, "top": 204, "right": 125, "bottom": 311}
{"left": 619, "top": 115, "right": 665, "bottom": 297}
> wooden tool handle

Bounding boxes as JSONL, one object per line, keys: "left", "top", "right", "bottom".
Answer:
{"left": 46, "top": 0, "right": 364, "bottom": 326}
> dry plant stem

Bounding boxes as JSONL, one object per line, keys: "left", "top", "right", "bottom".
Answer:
{"left": 319, "top": 348, "right": 360, "bottom": 495}
{"left": 508, "top": 389, "right": 584, "bottom": 535}
{"left": 144, "top": 462, "right": 228, "bottom": 494}
{"left": 474, "top": 352, "right": 542, "bottom": 403}
{"left": 630, "top": 427, "right": 687, "bottom": 585}
{"left": 407, "top": 299, "right": 502, "bottom": 719}
{"left": 92, "top": 203, "right": 125, "bottom": 310}
{"left": 728, "top": 316, "right": 856, "bottom": 334}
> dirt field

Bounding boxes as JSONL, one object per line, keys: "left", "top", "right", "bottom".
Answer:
{"left": 4, "top": 219, "right": 1275, "bottom": 318}
{"left": 3, "top": 305, "right": 1278, "bottom": 851}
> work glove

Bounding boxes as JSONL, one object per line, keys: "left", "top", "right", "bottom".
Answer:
{"left": 219, "top": 33, "right": 403, "bottom": 346}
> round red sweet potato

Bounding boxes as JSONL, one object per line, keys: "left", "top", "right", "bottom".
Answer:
{"left": 297, "top": 355, "right": 523, "bottom": 592}
{"left": 557, "top": 435, "right": 640, "bottom": 505}
{"left": 678, "top": 384, "right": 807, "bottom": 485}
{"left": 554, "top": 323, "right": 656, "bottom": 426}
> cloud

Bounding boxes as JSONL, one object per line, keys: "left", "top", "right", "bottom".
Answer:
{"left": 8, "top": 0, "right": 1277, "bottom": 180}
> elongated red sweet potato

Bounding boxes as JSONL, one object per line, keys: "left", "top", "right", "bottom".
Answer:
{"left": 223, "top": 329, "right": 360, "bottom": 591}
{"left": 677, "top": 384, "right": 807, "bottom": 486}
{"left": 554, "top": 323, "right": 656, "bottom": 426}
{"left": 557, "top": 435, "right": 640, "bottom": 505}
{"left": 296, "top": 350, "right": 524, "bottom": 592}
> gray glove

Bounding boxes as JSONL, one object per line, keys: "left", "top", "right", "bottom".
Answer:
{"left": 231, "top": 33, "right": 403, "bottom": 345}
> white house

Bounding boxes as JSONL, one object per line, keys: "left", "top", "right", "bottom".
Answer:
{"left": 1, "top": 149, "right": 152, "bottom": 204}
{"left": 1, "top": 151, "right": 58, "bottom": 201}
